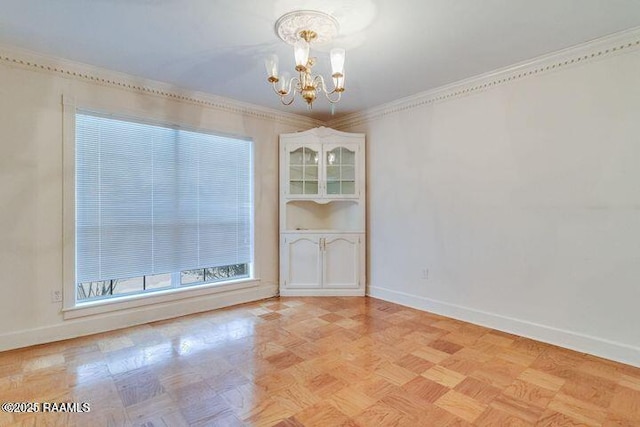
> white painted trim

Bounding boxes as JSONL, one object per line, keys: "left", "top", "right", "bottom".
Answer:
{"left": 63, "top": 279, "right": 261, "bottom": 319}
{"left": 368, "top": 286, "right": 640, "bottom": 368}
{"left": 328, "top": 26, "right": 640, "bottom": 129}
{"left": 62, "top": 95, "right": 76, "bottom": 312}
{"left": 0, "top": 283, "right": 277, "bottom": 352}
{"left": 0, "top": 43, "right": 322, "bottom": 129}
{"left": 280, "top": 288, "right": 365, "bottom": 296}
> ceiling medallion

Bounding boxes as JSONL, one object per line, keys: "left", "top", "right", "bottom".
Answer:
{"left": 264, "top": 10, "right": 345, "bottom": 109}
{"left": 275, "top": 10, "right": 339, "bottom": 45}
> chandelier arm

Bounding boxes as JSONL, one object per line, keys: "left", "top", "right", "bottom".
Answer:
{"left": 315, "top": 74, "right": 342, "bottom": 95}
{"left": 271, "top": 74, "right": 297, "bottom": 96}
{"left": 313, "top": 75, "right": 342, "bottom": 103}
{"left": 290, "top": 76, "right": 302, "bottom": 95}
{"left": 324, "top": 90, "right": 342, "bottom": 104}
{"left": 280, "top": 96, "right": 295, "bottom": 106}
{"left": 314, "top": 74, "right": 328, "bottom": 94}
{"left": 271, "top": 85, "right": 282, "bottom": 97}
{"left": 277, "top": 76, "right": 301, "bottom": 105}
{"left": 271, "top": 82, "right": 288, "bottom": 97}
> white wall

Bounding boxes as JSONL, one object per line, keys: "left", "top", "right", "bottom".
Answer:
{"left": 0, "top": 46, "right": 319, "bottom": 351}
{"left": 2, "top": 31, "right": 639, "bottom": 368}
{"left": 337, "top": 34, "right": 640, "bottom": 366}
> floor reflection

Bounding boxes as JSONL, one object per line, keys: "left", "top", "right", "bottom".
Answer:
{"left": 1, "top": 297, "right": 639, "bottom": 426}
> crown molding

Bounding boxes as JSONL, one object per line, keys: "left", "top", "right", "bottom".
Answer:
{"left": 3, "top": 25, "right": 639, "bottom": 132}
{"left": 0, "top": 43, "right": 323, "bottom": 129}
{"left": 327, "top": 26, "right": 640, "bottom": 130}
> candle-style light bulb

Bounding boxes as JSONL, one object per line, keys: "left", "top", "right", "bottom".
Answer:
{"left": 264, "top": 54, "right": 279, "bottom": 82}
{"left": 330, "top": 48, "right": 345, "bottom": 77}
{"left": 294, "top": 39, "right": 310, "bottom": 71}
{"left": 277, "top": 71, "right": 291, "bottom": 94}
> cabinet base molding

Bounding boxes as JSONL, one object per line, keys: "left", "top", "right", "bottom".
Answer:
{"left": 280, "top": 288, "right": 365, "bottom": 297}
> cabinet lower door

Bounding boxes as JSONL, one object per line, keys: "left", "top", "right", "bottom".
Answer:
{"left": 323, "top": 234, "right": 360, "bottom": 289}
{"left": 282, "top": 235, "right": 322, "bottom": 288}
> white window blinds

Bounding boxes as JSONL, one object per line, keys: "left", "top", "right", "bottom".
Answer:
{"left": 75, "top": 112, "right": 252, "bottom": 284}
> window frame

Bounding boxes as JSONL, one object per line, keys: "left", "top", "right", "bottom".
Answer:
{"left": 62, "top": 96, "right": 258, "bottom": 319}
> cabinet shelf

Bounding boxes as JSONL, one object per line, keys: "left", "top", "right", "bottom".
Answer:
{"left": 284, "top": 200, "right": 363, "bottom": 232}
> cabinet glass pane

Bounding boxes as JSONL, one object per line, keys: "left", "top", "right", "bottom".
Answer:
{"left": 304, "top": 148, "right": 319, "bottom": 165}
{"left": 326, "top": 165, "right": 340, "bottom": 181}
{"left": 287, "top": 147, "right": 319, "bottom": 196}
{"left": 290, "top": 148, "right": 303, "bottom": 165}
{"left": 342, "top": 181, "right": 355, "bottom": 194}
{"left": 327, "top": 148, "right": 341, "bottom": 166}
{"left": 342, "top": 148, "right": 355, "bottom": 165}
{"left": 341, "top": 165, "right": 355, "bottom": 181}
{"left": 326, "top": 181, "right": 340, "bottom": 195}
{"left": 304, "top": 181, "right": 318, "bottom": 194}
{"left": 290, "top": 181, "right": 303, "bottom": 194}
{"left": 290, "top": 165, "right": 303, "bottom": 180}
{"left": 304, "top": 165, "right": 318, "bottom": 180}
{"left": 288, "top": 144, "right": 358, "bottom": 197}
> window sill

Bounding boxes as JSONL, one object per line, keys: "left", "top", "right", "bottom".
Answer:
{"left": 62, "top": 278, "right": 260, "bottom": 320}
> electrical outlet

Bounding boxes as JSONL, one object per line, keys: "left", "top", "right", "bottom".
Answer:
{"left": 51, "top": 290, "right": 62, "bottom": 303}
{"left": 421, "top": 268, "right": 429, "bottom": 280}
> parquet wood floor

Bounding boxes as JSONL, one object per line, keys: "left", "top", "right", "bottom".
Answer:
{"left": 1, "top": 297, "right": 639, "bottom": 426}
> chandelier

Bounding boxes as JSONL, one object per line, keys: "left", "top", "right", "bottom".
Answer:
{"left": 264, "top": 10, "right": 346, "bottom": 109}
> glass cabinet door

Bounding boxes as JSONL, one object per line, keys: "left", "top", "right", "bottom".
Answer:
{"left": 325, "top": 146, "right": 356, "bottom": 196}
{"left": 288, "top": 146, "right": 319, "bottom": 196}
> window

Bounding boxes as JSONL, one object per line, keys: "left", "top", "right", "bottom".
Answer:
{"left": 75, "top": 112, "right": 253, "bottom": 304}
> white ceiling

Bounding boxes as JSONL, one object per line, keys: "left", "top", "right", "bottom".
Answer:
{"left": 1, "top": 0, "right": 640, "bottom": 121}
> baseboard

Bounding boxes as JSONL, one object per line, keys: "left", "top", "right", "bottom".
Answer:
{"left": 0, "top": 284, "right": 278, "bottom": 352}
{"left": 368, "top": 285, "right": 640, "bottom": 368}
{"left": 280, "top": 288, "right": 365, "bottom": 297}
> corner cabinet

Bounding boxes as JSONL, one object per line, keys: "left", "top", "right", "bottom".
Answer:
{"left": 279, "top": 127, "right": 366, "bottom": 296}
